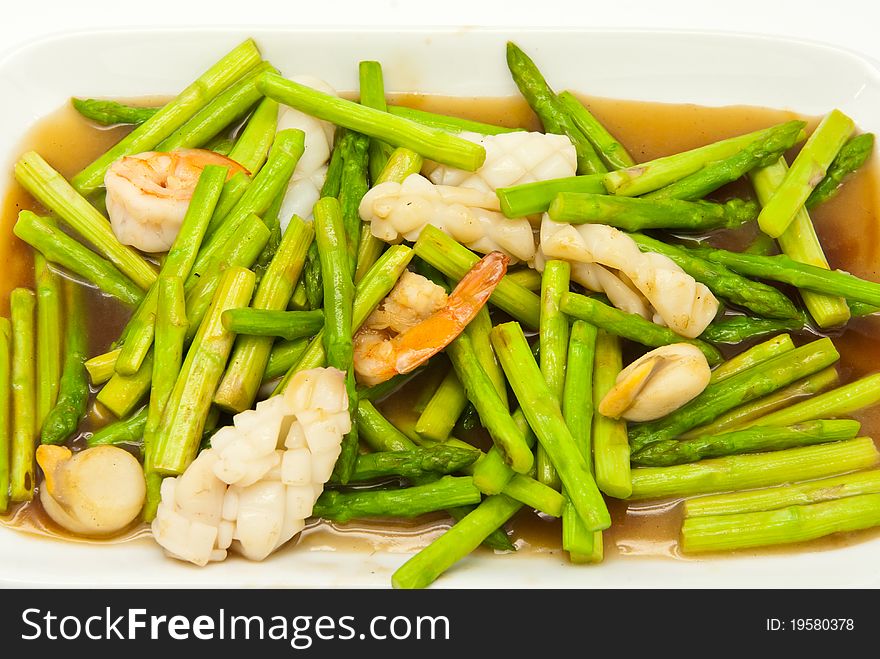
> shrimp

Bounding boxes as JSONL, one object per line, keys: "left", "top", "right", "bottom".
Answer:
{"left": 353, "top": 252, "right": 509, "bottom": 386}
{"left": 104, "top": 148, "right": 246, "bottom": 253}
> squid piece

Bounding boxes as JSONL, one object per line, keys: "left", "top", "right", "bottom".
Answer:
{"left": 360, "top": 173, "right": 536, "bottom": 262}
{"left": 539, "top": 216, "right": 719, "bottom": 338}
{"left": 598, "top": 344, "right": 712, "bottom": 422}
{"left": 423, "top": 130, "right": 577, "bottom": 193}
{"left": 152, "top": 367, "right": 350, "bottom": 565}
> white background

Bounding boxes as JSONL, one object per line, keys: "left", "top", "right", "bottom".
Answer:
{"left": 1, "top": 0, "right": 879, "bottom": 63}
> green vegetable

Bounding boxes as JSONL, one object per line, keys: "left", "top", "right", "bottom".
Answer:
{"left": 313, "top": 476, "right": 482, "bottom": 522}
{"left": 497, "top": 175, "right": 605, "bottom": 218}
{"left": 0, "top": 319, "right": 11, "bottom": 512}
{"left": 505, "top": 42, "right": 606, "bottom": 174}
{"left": 10, "top": 289, "right": 36, "bottom": 501}
{"left": 263, "top": 338, "right": 310, "bottom": 383}
{"left": 220, "top": 309, "right": 322, "bottom": 341}
{"left": 628, "top": 338, "right": 840, "bottom": 452}
{"left": 415, "top": 368, "right": 468, "bottom": 443}
{"left": 504, "top": 268, "right": 542, "bottom": 292}
{"left": 71, "top": 98, "right": 159, "bottom": 126}
{"left": 559, "top": 292, "right": 722, "bottom": 364}
{"left": 258, "top": 71, "right": 486, "bottom": 171}
{"left": 700, "top": 315, "right": 804, "bottom": 345}
{"left": 806, "top": 133, "right": 875, "bottom": 209}
{"left": 757, "top": 110, "right": 854, "bottom": 238}
{"left": 591, "top": 329, "right": 631, "bottom": 498}
{"left": 556, "top": 91, "right": 636, "bottom": 170}
{"left": 34, "top": 254, "right": 62, "bottom": 429}
{"left": 387, "top": 105, "right": 520, "bottom": 136}
{"left": 341, "top": 446, "right": 481, "bottom": 482}
{"left": 228, "top": 97, "right": 279, "bottom": 174}
{"left": 338, "top": 130, "right": 371, "bottom": 270}
{"left": 709, "top": 334, "right": 795, "bottom": 384}
{"left": 14, "top": 153, "right": 157, "bottom": 291}
{"left": 40, "top": 281, "right": 89, "bottom": 446}
{"left": 88, "top": 406, "right": 148, "bottom": 448}
{"left": 72, "top": 39, "right": 263, "bottom": 194}
{"left": 359, "top": 61, "right": 394, "bottom": 181}
{"left": 630, "top": 437, "right": 879, "bottom": 500}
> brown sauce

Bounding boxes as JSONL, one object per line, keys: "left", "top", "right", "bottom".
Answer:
{"left": 2, "top": 93, "right": 880, "bottom": 562}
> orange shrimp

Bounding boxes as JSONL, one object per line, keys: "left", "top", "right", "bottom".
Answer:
{"left": 353, "top": 251, "right": 509, "bottom": 385}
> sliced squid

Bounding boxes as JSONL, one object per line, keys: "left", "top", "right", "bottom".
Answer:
{"left": 152, "top": 367, "right": 350, "bottom": 565}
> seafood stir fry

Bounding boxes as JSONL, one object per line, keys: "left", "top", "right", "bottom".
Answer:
{"left": 2, "top": 37, "right": 880, "bottom": 589}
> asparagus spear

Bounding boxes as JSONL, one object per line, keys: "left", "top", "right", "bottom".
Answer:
{"left": 751, "top": 157, "right": 850, "bottom": 329}
{"left": 628, "top": 338, "right": 840, "bottom": 452}
{"left": 386, "top": 105, "right": 521, "bottom": 136}
{"left": 72, "top": 98, "right": 159, "bottom": 126}
{"left": 143, "top": 276, "right": 188, "bottom": 520}
{"left": 14, "top": 154, "right": 157, "bottom": 290}
{"left": 551, "top": 193, "right": 758, "bottom": 232}
{"left": 806, "top": 133, "right": 875, "bottom": 209}
{"left": 33, "top": 255, "right": 62, "bottom": 429}
{"left": 313, "top": 476, "right": 482, "bottom": 522}
{"left": 631, "top": 419, "right": 860, "bottom": 467}
{"left": 709, "top": 334, "right": 795, "bottom": 384}
{"left": 72, "top": 39, "right": 262, "bottom": 194}
{"left": 206, "top": 172, "right": 251, "bottom": 240}
{"left": 40, "top": 281, "right": 89, "bottom": 446}
{"left": 629, "top": 233, "right": 799, "bottom": 320}
{"left": 491, "top": 322, "right": 610, "bottom": 531}
{"left": 97, "top": 351, "right": 154, "bottom": 419}
{"left": 156, "top": 62, "right": 273, "bottom": 151}
{"left": 497, "top": 175, "right": 605, "bottom": 218}
{"left": 115, "top": 165, "right": 228, "bottom": 375}
{"left": 251, "top": 180, "right": 288, "bottom": 285}
{"left": 88, "top": 406, "right": 148, "bottom": 448}
{"left": 221, "top": 309, "right": 322, "bottom": 340}
{"left": 258, "top": 72, "right": 486, "bottom": 171}
{"left": 559, "top": 292, "right": 722, "bottom": 365}
{"left": 604, "top": 121, "right": 807, "bottom": 197}
{"left": 743, "top": 372, "right": 880, "bottom": 429}
{"left": 340, "top": 446, "right": 480, "bottom": 482}
{"left": 646, "top": 120, "right": 806, "bottom": 202}
{"left": 0, "top": 319, "right": 11, "bottom": 512}
{"left": 228, "top": 98, "right": 279, "bottom": 174}
{"left": 9, "top": 289, "right": 36, "bottom": 501}
{"left": 743, "top": 233, "right": 778, "bottom": 256}
{"left": 683, "top": 367, "right": 840, "bottom": 439}
{"left": 695, "top": 246, "right": 880, "bottom": 309}
{"left": 685, "top": 469, "right": 880, "bottom": 518}
{"left": 562, "top": 320, "right": 603, "bottom": 562}
{"left": 274, "top": 245, "right": 414, "bottom": 393}
{"left": 85, "top": 349, "right": 120, "bottom": 386}
{"left": 505, "top": 268, "right": 542, "bottom": 292}
{"left": 14, "top": 212, "right": 143, "bottom": 308}
{"left": 700, "top": 315, "right": 804, "bottom": 345}
{"left": 681, "top": 492, "right": 880, "bottom": 553}
{"left": 505, "top": 42, "right": 606, "bottom": 175}
{"left": 353, "top": 147, "right": 423, "bottom": 284}
{"left": 415, "top": 368, "right": 468, "bottom": 442}
{"left": 630, "top": 437, "right": 879, "bottom": 500}
{"left": 465, "top": 306, "right": 507, "bottom": 405}
{"left": 263, "top": 337, "right": 310, "bottom": 382}
{"left": 338, "top": 130, "right": 371, "bottom": 270}
{"left": 192, "top": 129, "right": 305, "bottom": 279}
{"left": 205, "top": 135, "right": 234, "bottom": 156}
{"left": 537, "top": 260, "right": 570, "bottom": 489}
{"left": 213, "top": 217, "right": 313, "bottom": 413}
{"left": 392, "top": 494, "right": 522, "bottom": 589}
{"left": 359, "top": 60, "right": 394, "bottom": 182}
{"left": 448, "top": 333, "right": 533, "bottom": 474}
{"left": 556, "top": 91, "right": 636, "bottom": 169}
{"left": 152, "top": 267, "right": 256, "bottom": 475}
{"left": 757, "top": 110, "right": 854, "bottom": 237}
{"left": 413, "top": 225, "right": 541, "bottom": 329}
{"left": 591, "top": 329, "right": 632, "bottom": 498}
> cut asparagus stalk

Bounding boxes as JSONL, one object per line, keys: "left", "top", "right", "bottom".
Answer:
{"left": 751, "top": 157, "right": 851, "bottom": 329}
{"left": 685, "top": 469, "right": 880, "bottom": 518}
{"left": 700, "top": 315, "right": 804, "bottom": 345}
{"left": 497, "top": 175, "right": 606, "bottom": 218}
{"left": 591, "top": 329, "right": 631, "bottom": 498}
{"left": 72, "top": 39, "right": 262, "bottom": 193}
{"left": 557, "top": 91, "right": 636, "bottom": 170}
{"left": 152, "top": 267, "right": 256, "bottom": 475}
{"left": 630, "top": 437, "right": 879, "bottom": 500}
{"left": 14, "top": 154, "right": 157, "bottom": 290}
{"left": 628, "top": 338, "right": 840, "bottom": 452}
{"left": 387, "top": 105, "right": 521, "bottom": 136}
{"left": 34, "top": 254, "right": 62, "bottom": 429}
{"left": 72, "top": 98, "right": 158, "bottom": 126}
{"left": 757, "top": 110, "right": 854, "bottom": 238}
{"left": 491, "top": 322, "right": 611, "bottom": 531}
{"left": 88, "top": 406, "right": 148, "bottom": 448}
{"left": 221, "top": 309, "right": 323, "bottom": 341}
{"left": 339, "top": 446, "right": 480, "bottom": 483}
{"left": 228, "top": 97, "right": 279, "bottom": 174}
{"left": 206, "top": 172, "right": 251, "bottom": 240}
{"left": 629, "top": 233, "right": 799, "bottom": 321}
{"left": 505, "top": 268, "right": 543, "bottom": 292}
{"left": 415, "top": 368, "right": 468, "bottom": 442}
{"left": 710, "top": 334, "right": 795, "bottom": 384}
{"left": 604, "top": 121, "right": 807, "bottom": 196}
{"left": 9, "top": 289, "right": 36, "bottom": 502}
{"left": 40, "top": 281, "right": 89, "bottom": 446}
{"left": 258, "top": 72, "right": 486, "bottom": 171}
{"left": 263, "top": 337, "right": 310, "bottom": 383}
{"left": 681, "top": 492, "right": 880, "bottom": 553}
{"left": 560, "top": 292, "right": 722, "bottom": 365}
{"left": 85, "top": 349, "right": 120, "bottom": 386}
{"left": 359, "top": 60, "right": 394, "bottom": 182}
{"left": 806, "top": 133, "right": 875, "bottom": 209}
{"left": 0, "top": 318, "right": 11, "bottom": 513}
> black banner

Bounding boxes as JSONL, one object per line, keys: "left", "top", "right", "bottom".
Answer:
{"left": 0, "top": 588, "right": 872, "bottom": 656}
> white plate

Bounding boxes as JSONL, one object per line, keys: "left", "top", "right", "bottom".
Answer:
{"left": 2, "top": 27, "right": 879, "bottom": 588}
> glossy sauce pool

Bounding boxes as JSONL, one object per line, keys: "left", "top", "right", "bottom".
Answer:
{"left": 2, "top": 94, "right": 880, "bottom": 562}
